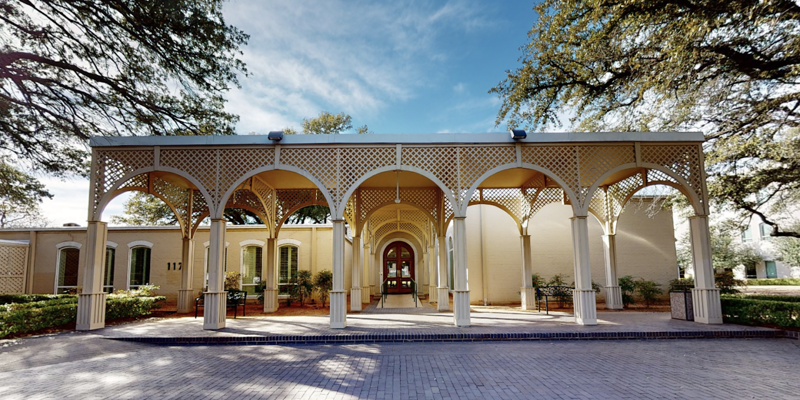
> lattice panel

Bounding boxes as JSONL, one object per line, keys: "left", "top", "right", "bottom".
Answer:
{"left": 529, "top": 187, "right": 565, "bottom": 218}
{"left": 399, "top": 222, "right": 426, "bottom": 245}
{"left": 344, "top": 194, "right": 358, "bottom": 230}
{"left": 577, "top": 145, "right": 635, "bottom": 206}
{"left": 399, "top": 210, "right": 431, "bottom": 227}
{"left": 280, "top": 147, "right": 338, "bottom": 203}
{"left": 117, "top": 173, "right": 149, "bottom": 192}
{"left": 0, "top": 245, "right": 27, "bottom": 294}
{"left": 359, "top": 188, "right": 439, "bottom": 224}
{"left": 153, "top": 177, "right": 190, "bottom": 235}
{"left": 402, "top": 146, "right": 458, "bottom": 194}
{"left": 607, "top": 172, "right": 645, "bottom": 220}
{"left": 340, "top": 147, "right": 395, "bottom": 204}
{"left": 190, "top": 190, "right": 210, "bottom": 234}
{"left": 641, "top": 145, "right": 703, "bottom": 203}
{"left": 520, "top": 146, "right": 580, "bottom": 198}
{"left": 522, "top": 174, "right": 546, "bottom": 191}
{"left": 374, "top": 223, "right": 397, "bottom": 243}
{"left": 218, "top": 148, "right": 274, "bottom": 204}
{"left": 587, "top": 188, "right": 609, "bottom": 227}
{"left": 227, "top": 189, "right": 270, "bottom": 223}
{"left": 647, "top": 168, "right": 680, "bottom": 186}
{"left": 368, "top": 210, "right": 396, "bottom": 233}
{"left": 458, "top": 146, "right": 516, "bottom": 196}
{"left": 161, "top": 149, "right": 218, "bottom": 202}
{"left": 250, "top": 177, "right": 275, "bottom": 226}
{"left": 475, "top": 188, "right": 530, "bottom": 223}
{"left": 275, "top": 189, "right": 328, "bottom": 228}
{"left": 93, "top": 150, "right": 154, "bottom": 213}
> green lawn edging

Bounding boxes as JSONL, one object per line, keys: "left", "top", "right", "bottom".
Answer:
{"left": 744, "top": 278, "right": 800, "bottom": 286}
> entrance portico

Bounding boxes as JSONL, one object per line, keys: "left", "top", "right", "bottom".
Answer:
{"left": 78, "top": 132, "right": 720, "bottom": 331}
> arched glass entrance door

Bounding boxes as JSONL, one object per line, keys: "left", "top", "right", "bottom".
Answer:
{"left": 383, "top": 242, "right": 414, "bottom": 294}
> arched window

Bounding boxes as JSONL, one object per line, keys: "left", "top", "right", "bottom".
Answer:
{"left": 104, "top": 246, "right": 116, "bottom": 293}
{"left": 128, "top": 244, "right": 152, "bottom": 289}
{"left": 279, "top": 245, "right": 299, "bottom": 295}
{"left": 55, "top": 247, "right": 80, "bottom": 294}
{"left": 241, "top": 245, "right": 263, "bottom": 295}
{"left": 447, "top": 237, "right": 454, "bottom": 291}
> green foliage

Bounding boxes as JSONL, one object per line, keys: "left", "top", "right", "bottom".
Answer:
{"left": 1, "top": 0, "right": 248, "bottom": 177}
{"left": 492, "top": 0, "right": 800, "bottom": 236}
{"left": 591, "top": 280, "right": 602, "bottom": 293}
{"left": 547, "top": 274, "right": 568, "bottom": 287}
{"left": 294, "top": 270, "right": 314, "bottom": 306}
{"left": 746, "top": 278, "right": 800, "bottom": 286}
{"left": 721, "top": 296, "right": 800, "bottom": 328}
{"left": 313, "top": 270, "right": 334, "bottom": 307}
{"left": 105, "top": 296, "right": 165, "bottom": 320}
{"left": 737, "top": 294, "right": 800, "bottom": 303}
{"left": 224, "top": 272, "right": 241, "bottom": 291}
{"left": 531, "top": 273, "right": 545, "bottom": 288}
{"left": 677, "top": 220, "right": 764, "bottom": 272}
{"left": 715, "top": 270, "right": 746, "bottom": 295}
{"left": 112, "top": 192, "right": 263, "bottom": 226}
{"left": 635, "top": 279, "right": 663, "bottom": 308}
{"left": 775, "top": 237, "right": 800, "bottom": 267}
{"left": 618, "top": 275, "right": 637, "bottom": 307}
{"left": 0, "top": 160, "right": 52, "bottom": 228}
{"left": 0, "top": 294, "right": 70, "bottom": 304}
{"left": 668, "top": 277, "right": 695, "bottom": 291}
{"left": 301, "top": 111, "right": 373, "bottom": 135}
{"left": 286, "top": 205, "right": 331, "bottom": 224}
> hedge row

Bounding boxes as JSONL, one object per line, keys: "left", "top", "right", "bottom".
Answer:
{"left": 0, "top": 296, "right": 165, "bottom": 338}
{"left": 745, "top": 278, "right": 800, "bottom": 286}
{"left": 721, "top": 296, "right": 800, "bottom": 328}
{"left": 0, "top": 294, "right": 74, "bottom": 304}
{"left": 732, "top": 294, "right": 800, "bottom": 303}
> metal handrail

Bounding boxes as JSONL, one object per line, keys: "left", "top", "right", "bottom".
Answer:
{"left": 380, "top": 277, "right": 418, "bottom": 308}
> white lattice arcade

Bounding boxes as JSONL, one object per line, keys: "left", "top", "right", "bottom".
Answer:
{"left": 78, "top": 132, "right": 716, "bottom": 332}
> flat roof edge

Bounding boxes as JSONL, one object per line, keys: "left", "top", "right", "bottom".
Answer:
{"left": 90, "top": 132, "right": 704, "bottom": 147}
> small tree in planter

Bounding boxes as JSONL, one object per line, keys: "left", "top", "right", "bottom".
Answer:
{"left": 618, "top": 275, "right": 636, "bottom": 307}
{"left": 313, "top": 270, "right": 333, "bottom": 307}
{"left": 296, "top": 270, "right": 314, "bottom": 305}
{"left": 635, "top": 279, "right": 663, "bottom": 308}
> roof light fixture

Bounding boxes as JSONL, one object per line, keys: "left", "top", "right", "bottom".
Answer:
{"left": 509, "top": 129, "right": 527, "bottom": 140}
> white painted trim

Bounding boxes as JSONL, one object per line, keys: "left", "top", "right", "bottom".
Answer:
{"left": 239, "top": 239, "right": 265, "bottom": 247}
{"left": 0, "top": 239, "right": 29, "bottom": 246}
{"left": 203, "top": 241, "right": 230, "bottom": 248}
{"left": 56, "top": 241, "right": 82, "bottom": 250}
{"left": 106, "top": 241, "right": 118, "bottom": 249}
{"left": 378, "top": 238, "right": 419, "bottom": 285}
{"left": 127, "top": 240, "right": 153, "bottom": 249}
{"left": 277, "top": 238, "right": 302, "bottom": 246}
{"left": 54, "top": 246, "right": 81, "bottom": 294}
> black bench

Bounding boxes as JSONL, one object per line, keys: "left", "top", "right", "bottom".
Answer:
{"left": 195, "top": 290, "right": 247, "bottom": 319}
{"left": 535, "top": 286, "right": 574, "bottom": 314}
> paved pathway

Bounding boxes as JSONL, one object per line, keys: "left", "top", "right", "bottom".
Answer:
{"left": 1, "top": 332, "right": 798, "bottom": 399}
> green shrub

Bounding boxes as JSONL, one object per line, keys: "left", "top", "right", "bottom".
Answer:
{"left": 721, "top": 296, "right": 800, "bottom": 328}
{"left": 105, "top": 296, "right": 165, "bottom": 320}
{"left": 547, "top": 274, "right": 568, "bottom": 287}
{"left": 668, "top": 277, "right": 694, "bottom": 291}
{"left": 618, "top": 275, "right": 636, "bottom": 307}
{"left": 313, "top": 270, "right": 333, "bottom": 307}
{"left": 746, "top": 278, "right": 800, "bottom": 286}
{"left": 224, "top": 272, "right": 241, "bottom": 290}
{"left": 715, "top": 270, "right": 746, "bottom": 294}
{"left": 295, "top": 270, "right": 314, "bottom": 306}
{"left": 730, "top": 294, "right": 800, "bottom": 303}
{"left": 0, "top": 294, "right": 72, "bottom": 304}
{"left": 635, "top": 279, "right": 663, "bottom": 308}
{"left": 531, "top": 273, "right": 545, "bottom": 288}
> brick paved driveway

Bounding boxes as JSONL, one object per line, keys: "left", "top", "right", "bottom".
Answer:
{"left": 1, "top": 334, "right": 798, "bottom": 399}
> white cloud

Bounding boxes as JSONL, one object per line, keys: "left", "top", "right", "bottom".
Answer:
{"left": 453, "top": 82, "right": 466, "bottom": 94}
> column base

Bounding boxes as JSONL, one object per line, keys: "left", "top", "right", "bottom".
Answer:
{"left": 330, "top": 290, "right": 347, "bottom": 328}
{"left": 429, "top": 285, "right": 438, "bottom": 302}
{"left": 203, "top": 291, "right": 226, "bottom": 330}
{"left": 177, "top": 289, "right": 194, "bottom": 314}
{"left": 604, "top": 285, "right": 623, "bottom": 310}
{"left": 520, "top": 287, "right": 536, "bottom": 310}
{"left": 573, "top": 289, "right": 597, "bottom": 325}
{"left": 692, "top": 288, "right": 723, "bottom": 324}
{"left": 350, "top": 288, "right": 362, "bottom": 312}
{"left": 263, "top": 288, "right": 279, "bottom": 313}
{"left": 361, "top": 286, "right": 371, "bottom": 303}
{"left": 76, "top": 292, "right": 106, "bottom": 331}
{"left": 453, "top": 290, "right": 470, "bottom": 327}
{"left": 437, "top": 287, "right": 450, "bottom": 311}
{"left": 370, "top": 285, "right": 377, "bottom": 296}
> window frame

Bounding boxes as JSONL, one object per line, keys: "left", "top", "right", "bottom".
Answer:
{"left": 127, "top": 241, "right": 153, "bottom": 290}
{"left": 203, "top": 241, "right": 229, "bottom": 288}
{"left": 54, "top": 242, "right": 82, "bottom": 294}
{"left": 239, "top": 239, "right": 265, "bottom": 297}
{"left": 278, "top": 244, "right": 300, "bottom": 296}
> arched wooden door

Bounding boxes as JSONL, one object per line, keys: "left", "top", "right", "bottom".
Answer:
{"left": 383, "top": 242, "right": 414, "bottom": 294}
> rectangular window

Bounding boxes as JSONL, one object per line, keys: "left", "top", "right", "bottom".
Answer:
{"left": 765, "top": 261, "right": 778, "bottom": 279}
{"left": 745, "top": 264, "right": 757, "bottom": 279}
{"left": 279, "top": 246, "right": 298, "bottom": 295}
{"left": 759, "top": 223, "right": 772, "bottom": 240}
{"left": 241, "top": 246, "right": 263, "bottom": 296}
{"left": 104, "top": 247, "right": 115, "bottom": 293}
{"left": 57, "top": 248, "right": 80, "bottom": 294}
{"left": 129, "top": 247, "right": 151, "bottom": 288}
{"left": 741, "top": 228, "right": 752, "bottom": 243}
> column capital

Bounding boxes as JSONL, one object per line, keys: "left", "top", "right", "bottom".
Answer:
{"left": 570, "top": 215, "right": 588, "bottom": 221}
{"left": 453, "top": 216, "right": 467, "bottom": 220}
{"left": 210, "top": 218, "right": 226, "bottom": 222}
{"left": 330, "top": 218, "right": 345, "bottom": 223}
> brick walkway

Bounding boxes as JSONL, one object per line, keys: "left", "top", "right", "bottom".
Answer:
{"left": 1, "top": 333, "right": 798, "bottom": 399}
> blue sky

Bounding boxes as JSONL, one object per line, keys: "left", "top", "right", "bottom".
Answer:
{"left": 40, "top": 0, "right": 539, "bottom": 226}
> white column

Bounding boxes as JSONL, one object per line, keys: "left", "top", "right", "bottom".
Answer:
{"left": 429, "top": 243, "right": 437, "bottom": 302}
{"left": 570, "top": 216, "right": 597, "bottom": 325}
{"left": 177, "top": 237, "right": 195, "bottom": 313}
{"left": 689, "top": 215, "right": 723, "bottom": 324}
{"left": 422, "top": 250, "right": 429, "bottom": 299}
{"left": 602, "top": 234, "right": 623, "bottom": 310}
{"left": 350, "top": 235, "right": 362, "bottom": 312}
{"left": 362, "top": 241, "right": 371, "bottom": 303}
{"left": 203, "top": 219, "right": 226, "bottom": 330}
{"left": 437, "top": 235, "right": 449, "bottom": 311}
{"left": 370, "top": 246, "right": 377, "bottom": 295}
{"left": 452, "top": 217, "right": 470, "bottom": 327}
{"left": 76, "top": 221, "right": 107, "bottom": 331}
{"left": 519, "top": 234, "right": 536, "bottom": 310}
{"left": 263, "top": 238, "right": 279, "bottom": 313}
{"left": 330, "top": 219, "right": 347, "bottom": 328}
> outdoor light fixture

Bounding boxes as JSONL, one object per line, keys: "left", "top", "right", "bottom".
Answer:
{"left": 268, "top": 130, "right": 284, "bottom": 141}
{"left": 509, "top": 129, "right": 527, "bottom": 140}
